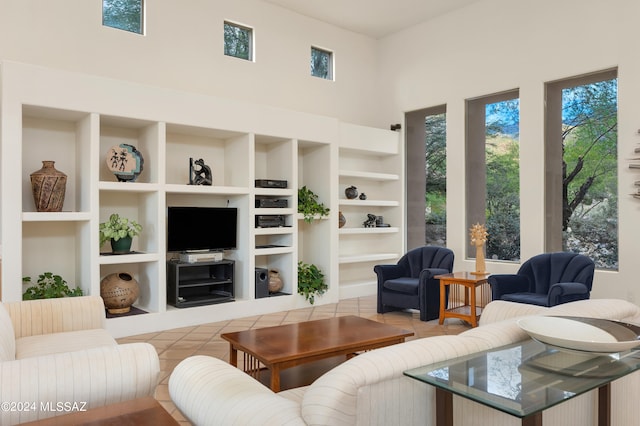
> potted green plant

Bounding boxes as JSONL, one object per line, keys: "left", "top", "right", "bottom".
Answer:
{"left": 22, "top": 272, "right": 83, "bottom": 300}
{"left": 298, "top": 186, "right": 330, "bottom": 223}
{"left": 297, "top": 261, "right": 328, "bottom": 305}
{"left": 99, "top": 213, "right": 143, "bottom": 254}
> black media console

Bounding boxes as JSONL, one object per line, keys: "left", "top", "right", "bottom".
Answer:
{"left": 167, "top": 259, "right": 235, "bottom": 308}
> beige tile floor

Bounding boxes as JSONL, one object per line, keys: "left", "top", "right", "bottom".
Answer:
{"left": 117, "top": 295, "right": 470, "bottom": 425}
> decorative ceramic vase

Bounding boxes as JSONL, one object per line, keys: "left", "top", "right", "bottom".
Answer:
{"left": 268, "top": 269, "right": 283, "bottom": 293}
{"left": 345, "top": 185, "right": 358, "bottom": 199}
{"left": 106, "top": 143, "right": 144, "bottom": 182}
{"left": 30, "top": 161, "right": 67, "bottom": 212}
{"left": 339, "top": 211, "right": 346, "bottom": 228}
{"left": 359, "top": 193, "right": 367, "bottom": 200}
{"left": 100, "top": 272, "right": 140, "bottom": 314}
{"left": 110, "top": 236, "right": 132, "bottom": 254}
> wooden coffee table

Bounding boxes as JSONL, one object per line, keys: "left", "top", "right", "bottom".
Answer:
{"left": 222, "top": 315, "right": 413, "bottom": 392}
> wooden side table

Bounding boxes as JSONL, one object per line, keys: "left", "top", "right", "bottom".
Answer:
{"left": 435, "top": 272, "right": 491, "bottom": 327}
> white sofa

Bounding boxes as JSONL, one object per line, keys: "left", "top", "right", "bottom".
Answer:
{"left": 0, "top": 296, "right": 160, "bottom": 425}
{"left": 169, "top": 299, "right": 640, "bottom": 426}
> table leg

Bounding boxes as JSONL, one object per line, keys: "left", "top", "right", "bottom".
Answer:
{"left": 598, "top": 383, "right": 610, "bottom": 426}
{"left": 439, "top": 281, "right": 446, "bottom": 325}
{"left": 469, "top": 283, "right": 478, "bottom": 327}
{"left": 270, "top": 365, "right": 281, "bottom": 392}
{"left": 435, "top": 388, "right": 453, "bottom": 426}
{"left": 229, "top": 344, "right": 238, "bottom": 367}
{"left": 522, "top": 412, "right": 542, "bottom": 426}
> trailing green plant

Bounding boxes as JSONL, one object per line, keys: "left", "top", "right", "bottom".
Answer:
{"left": 99, "top": 213, "right": 143, "bottom": 246}
{"left": 22, "top": 272, "right": 83, "bottom": 300}
{"left": 297, "top": 261, "right": 327, "bottom": 305}
{"left": 298, "top": 186, "right": 330, "bottom": 223}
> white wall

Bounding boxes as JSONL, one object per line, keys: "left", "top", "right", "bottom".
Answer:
{"left": 376, "top": 0, "right": 640, "bottom": 301}
{"left": 0, "top": 0, "right": 380, "bottom": 126}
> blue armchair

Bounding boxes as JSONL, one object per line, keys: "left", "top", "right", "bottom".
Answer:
{"left": 374, "top": 246, "right": 454, "bottom": 321}
{"left": 488, "top": 252, "right": 595, "bottom": 307}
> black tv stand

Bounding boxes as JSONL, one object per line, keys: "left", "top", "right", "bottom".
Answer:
{"left": 167, "top": 259, "right": 235, "bottom": 308}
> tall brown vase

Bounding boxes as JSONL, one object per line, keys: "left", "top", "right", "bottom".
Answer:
{"left": 30, "top": 161, "right": 67, "bottom": 212}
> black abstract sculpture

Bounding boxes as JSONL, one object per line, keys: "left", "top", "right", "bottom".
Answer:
{"left": 189, "top": 158, "right": 212, "bottom": 186}
{"left": 363, "top": 213, "right": 377, "bottom": 228}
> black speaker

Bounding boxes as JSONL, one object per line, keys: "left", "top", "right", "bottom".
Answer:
{"left": 255, "top": 268, "right": 269, "bottom": 299}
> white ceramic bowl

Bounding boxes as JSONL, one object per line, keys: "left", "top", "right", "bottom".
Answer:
{"left": 517, "top": 316, "right": 640, "bottom": 353}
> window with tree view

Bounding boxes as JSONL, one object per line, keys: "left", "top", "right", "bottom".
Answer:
{"left": 311, "top": 47, "right": 333, "bottom": 80}
{"left": 545, "top": 70, "right": 618, "bottom": 270}
{"left": 425, "top": 112, "right": 447, "bottom": 246}
{"left": 224, "top": 21, "right": 253, "bottom": 61}
{"left": 102, "top": 0, "right": 143, "bottom": 34}
{"left": 466, "top": 91, "right": 520, "bottom": 262}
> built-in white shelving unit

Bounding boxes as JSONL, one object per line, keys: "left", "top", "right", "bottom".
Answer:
{"left": 337, "top": 123, "right": 404, "bottom": 299}
{"left": 0, "top": 61, "right": 402, "bottom": 337}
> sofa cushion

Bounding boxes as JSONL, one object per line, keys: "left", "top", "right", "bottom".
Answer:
{"left": 16, "top": 329, "right": 116, "bottom": 359}
{"left": 383, "top": 278, "right": 419, "bottom": 294}
{"left": 6, "top": 296, "right": 106, "bottom": 339}
{"left": 278, "top": 386, "right": 308, "bottom": 405}
{"left": 478, "top": 300, "right": 547, "bottom": 326}
{"left": 0, "top": 304, "right": 16, "bottom": 362}
{"left": 501, "top": 292, "right": 549, "bottom": 306}
{"left": 545, "top": 298, "right": 640, "bottom": 322}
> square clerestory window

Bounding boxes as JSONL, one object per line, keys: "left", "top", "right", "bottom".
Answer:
{"left": 311, "top": 47, "right": 333, "bottom": 80}
{"left": 102, "top": 0, "right": 144, "bottom": 34}
{"left": 224, "top": 21, "right": 254, "bottom": 61}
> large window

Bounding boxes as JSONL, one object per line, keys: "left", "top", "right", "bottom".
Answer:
{"left": 545, "top": 70, "right": 618, "bottom": 270}
{"left": 466, "top": 91, "right": 520, "bottom": 261}
{"left": 224, "top": 21, "right": 253, "bottom": 61}
{"left": 102, "top": 0, "right": 143, "bottom": 34}
{"left": 406, "top": 106, "right": 447, "bottom": 249}
{"left": 311, "top": 47, "right": 333, "bottom": 80}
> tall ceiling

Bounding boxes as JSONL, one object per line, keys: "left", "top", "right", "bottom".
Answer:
{"left": 262, "top": 0, "right": 483, "bottom": 38}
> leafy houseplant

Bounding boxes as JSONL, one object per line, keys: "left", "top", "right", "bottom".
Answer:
{"left": 22, "top": 272, "right": 83, "bottom": 300}
{"left": 298, "top": 186, "right": 330, "bottom": 223}
{"left": 297, "top": 261, "right": 328, "bottom": 305}
{"left": 99, "top": 213, "right": 143, "bottom": 254}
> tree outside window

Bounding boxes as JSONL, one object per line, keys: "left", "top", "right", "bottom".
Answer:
{"left": 224, "top": 22, "right": 253, "bottom": 61}
{"left": 545, "top": 70, "right": 618, "bottom": 270}
{"left": 103, "top": 0, "right": 143, "bottom": 34}
{"left": 311, "top": 47, "right": 333, "bottom": 80}
{"left": 425, "top": 113, "right": 447, "bottom": 246}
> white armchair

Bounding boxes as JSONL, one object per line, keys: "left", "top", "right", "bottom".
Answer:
{"left": 0, "top": 296, "right": 160, "bottom": 424}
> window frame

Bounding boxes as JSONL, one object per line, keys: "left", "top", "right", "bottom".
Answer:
{"left": 406, "top": 105, "right": 447, "bottom": 249}
{"left": 310, "top": 46, "right": 334, "bottom": 81}
{"left": 544, "top": 68, "right": 618, "bottom": 269}
{"left": 102, "top": 0, "right": 144, "bottom": 35}
{"left": 223, "top": 20, "right": 255, "bottom": 62}
{"left": 466, "top": 89, "right": 521, "bottom": 262}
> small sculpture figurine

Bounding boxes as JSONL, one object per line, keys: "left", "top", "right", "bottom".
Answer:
{"left": 469, "top": 223, "right": 489, "bottom": 275}
{"left": 363, "top": 213, "right": 377, "bottom": 228}
{"left": 189, "top": 157, "right": 212, "bottom": 186}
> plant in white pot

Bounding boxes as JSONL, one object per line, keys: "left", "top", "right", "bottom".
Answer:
{"left": 99, "top": 213, "right": 143, "bottom": 254}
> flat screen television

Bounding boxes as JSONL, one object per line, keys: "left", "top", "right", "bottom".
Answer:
{"left": 167, "top": 206, "right": 237, "bottom": 252}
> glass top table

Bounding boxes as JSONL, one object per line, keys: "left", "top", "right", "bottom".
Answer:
{"left": 404, "top": 339, "right": 640, "bottom": 426}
